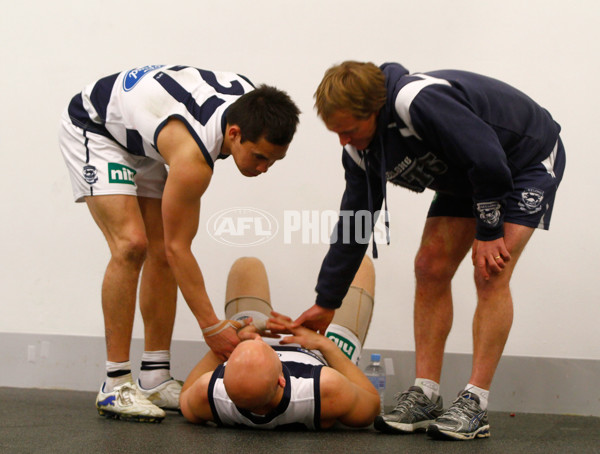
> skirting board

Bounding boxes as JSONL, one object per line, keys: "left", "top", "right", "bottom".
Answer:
{"left": 2, "top": 332, "right": 599, "bottom": 417}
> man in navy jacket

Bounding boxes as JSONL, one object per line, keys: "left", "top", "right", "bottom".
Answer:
{"left": 295, "top": 61, "right": 565, "bottom": 440}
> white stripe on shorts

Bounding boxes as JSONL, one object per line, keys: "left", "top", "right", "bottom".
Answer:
{"left": 541, "top": 140, "right": 558, "bottom": 178}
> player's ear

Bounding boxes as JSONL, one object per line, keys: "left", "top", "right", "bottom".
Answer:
{"left": 278, "top": 375, "right": 286, "bottom": 389}
{"left": 227, "top": 124, "right": 241, "bottom": 140}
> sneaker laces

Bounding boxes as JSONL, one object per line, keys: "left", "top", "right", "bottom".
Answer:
{"left": 115, "top": 383, "right": 136, "bottom": 406}
{"left": 444, "top": 394, "right": 480, "bottom": 419}
{"left": 391, "top": 389, "right": 427, "bottom": 413}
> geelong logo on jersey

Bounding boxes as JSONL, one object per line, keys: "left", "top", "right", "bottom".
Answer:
{"left": 108, "top": 163, "right": 137, "bottom": 185}
{"left": 123, "top": 65, "right": 165, "bottom": 92}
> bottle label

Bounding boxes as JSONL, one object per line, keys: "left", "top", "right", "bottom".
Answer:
{"left": 367, "top": 375, "right": 386, "bottom": 390}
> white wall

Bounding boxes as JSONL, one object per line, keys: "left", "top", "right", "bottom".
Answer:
{"left": 1, "top": 0, "right": 598, "bottom": 360}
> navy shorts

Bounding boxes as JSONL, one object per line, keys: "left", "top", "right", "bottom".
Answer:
{"left": 427, "top": 138, "right": 566, "bottom": 230}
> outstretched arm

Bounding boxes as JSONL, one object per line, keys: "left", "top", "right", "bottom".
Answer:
{"left": 158, "top": 119, "right": 240, "bottom": 360}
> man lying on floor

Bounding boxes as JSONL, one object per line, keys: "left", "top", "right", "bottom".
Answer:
{"left": 180, "top": 256, "right": 380, "bottom": 429}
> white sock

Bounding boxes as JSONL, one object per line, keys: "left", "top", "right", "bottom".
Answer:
{"left": 464, "top": 383, "right": 489, "bottom": 410}
{"left": 105, "top": 360, "right": 132, "bottom": 392}
{"left": 324, "top": 324, "right": 362, "bottom": 364}
{"left": 138, "top": 351, "right": 171, "bottom": 389}
{"left": 414, "top": 378, "right": 440, "bottom": 400}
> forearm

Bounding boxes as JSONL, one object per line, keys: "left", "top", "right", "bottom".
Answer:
{"left": 166, "top": 245, "right": 218, "bottom": 327}
{"left": 316, "top": 152, "right": 381, "bottom": 309}
{"left": 315, "top": 241, "right": 368, "bottom": 309}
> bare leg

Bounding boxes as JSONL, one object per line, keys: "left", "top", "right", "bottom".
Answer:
{"left": 469, "top": 223, "right": 534, "bottom": 389}
{"left": 138, "top": 197, "right": 177, "bottom": 352}
{"left": 86, "top": 195, "right": 148, "bottom": 363}
{"left": 413, "top": 217, "right": 475, "bottom": 382}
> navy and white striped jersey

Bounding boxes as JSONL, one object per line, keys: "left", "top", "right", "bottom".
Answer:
{"left": 207, "top": 346, "right": 325, "bottom": 430}
{"left": 66, "top": 65, "right": 255, "bottom": 169}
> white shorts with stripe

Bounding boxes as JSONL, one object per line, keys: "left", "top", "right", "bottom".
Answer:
{"left": 59, "top": 109, "right": 167, "bottom": 203}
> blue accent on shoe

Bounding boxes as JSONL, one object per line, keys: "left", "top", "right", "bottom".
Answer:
{"left": 98, "top": 396, "right": 116, "bottom": 407}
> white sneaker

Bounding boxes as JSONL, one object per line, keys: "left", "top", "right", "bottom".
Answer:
{"left": 137, "top": 378, "right": 183, "bottom": 411}
{"left": 96, "top": 382, "right": 166, "bottom": 422}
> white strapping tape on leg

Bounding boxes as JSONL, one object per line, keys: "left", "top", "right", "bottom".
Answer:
{"left": 225, "top": 296, "right": 272, "bottom": 320}
{"left": 230, "top": 310, "right": 268, "bottom": 333}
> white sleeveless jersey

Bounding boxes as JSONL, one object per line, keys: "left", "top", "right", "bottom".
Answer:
{"left": 208, "top": 346, "right": 326, "bottom": 430}
{"left": 67, "top": 65, "right": 255, "bottom": 169}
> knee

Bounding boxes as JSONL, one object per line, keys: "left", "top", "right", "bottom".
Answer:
{"left": 226, "top": 256, "right": 270, "bottom": 298}
{"left": 146, "top": 238, "right": 170, "bottom": 267}
{"left": 474, "top": 273, "right": 511, "bottom": 300}
{"left": 414, "top": 247, "right": 455, "bottom": 284}
{"left": 113, "top": 234, "right": 148, "bottom": 267}
{"left": 230, "top": 257, "right": 265, "bottom": 275}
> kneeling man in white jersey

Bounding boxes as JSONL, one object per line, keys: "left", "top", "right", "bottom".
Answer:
{"left": 180, "top": 256, "right": 380, "bottom": 429}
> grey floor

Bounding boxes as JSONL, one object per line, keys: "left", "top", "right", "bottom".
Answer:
{"left": 1, "top": 387, "right": 599, "bottom": 454}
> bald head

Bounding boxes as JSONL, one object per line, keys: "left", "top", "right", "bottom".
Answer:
{"left": 223, "top": 339, "right": 284, "bottom": 412}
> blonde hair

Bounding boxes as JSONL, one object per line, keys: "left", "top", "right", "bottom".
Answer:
{"left": 314, "top": 61, "right": 387, "bottom": 121}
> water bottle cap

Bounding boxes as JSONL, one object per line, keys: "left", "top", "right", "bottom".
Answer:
{"left": 371, "top": 353, "right": 381, "bottom": 361}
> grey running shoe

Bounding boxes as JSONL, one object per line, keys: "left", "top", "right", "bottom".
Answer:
{"left": 374, "top": 386, "right": 444, "bottom": 434}
{"left": 427, "top": 391, "right": 490, "bottom": 440}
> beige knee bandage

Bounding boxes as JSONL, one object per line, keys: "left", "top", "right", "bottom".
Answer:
{"left": 331, "top": 286, "right": 374, "bottom": 345}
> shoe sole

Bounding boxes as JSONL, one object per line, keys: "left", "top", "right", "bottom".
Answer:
{"left": 374, "top": 416, "right": 433, "bottom": 434}
{"left": 97, "top": 408, "right": 164, "bottom": 423}
{"left": 427, "top": 424, "right": 490, "bottom": 440}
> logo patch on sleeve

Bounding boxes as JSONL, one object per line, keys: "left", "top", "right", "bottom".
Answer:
{"left": 476, "top": 201, "right": 501, "bottom": 227}
{"left": 123, "top": 65, "right": 165, "bottom": 92}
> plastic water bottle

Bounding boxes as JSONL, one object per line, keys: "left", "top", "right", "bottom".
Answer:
{"left": 364, "top": 353, "right": 386, "bottom": 414}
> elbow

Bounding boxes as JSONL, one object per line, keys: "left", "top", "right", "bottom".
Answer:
{"left": 366, "top": 395, "right": 381, "bottom": 424}
{"left": 179, "top": 390, "right": 206, "bottom": 425}
{"left": 179, "top": 391, "right": 196, "bottom": 423}
{"left": 360, "top": 393, "right": 381, "bottom": 426}
{"left": 342, "top": 395, "right": 381, "bottom": 428}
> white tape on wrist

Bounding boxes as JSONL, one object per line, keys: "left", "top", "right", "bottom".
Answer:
{"left": 201, "top": 320, "right": 244, "bottom": 338}
{"left": 251, "top": 319, "right": 267, "bottom": 332}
